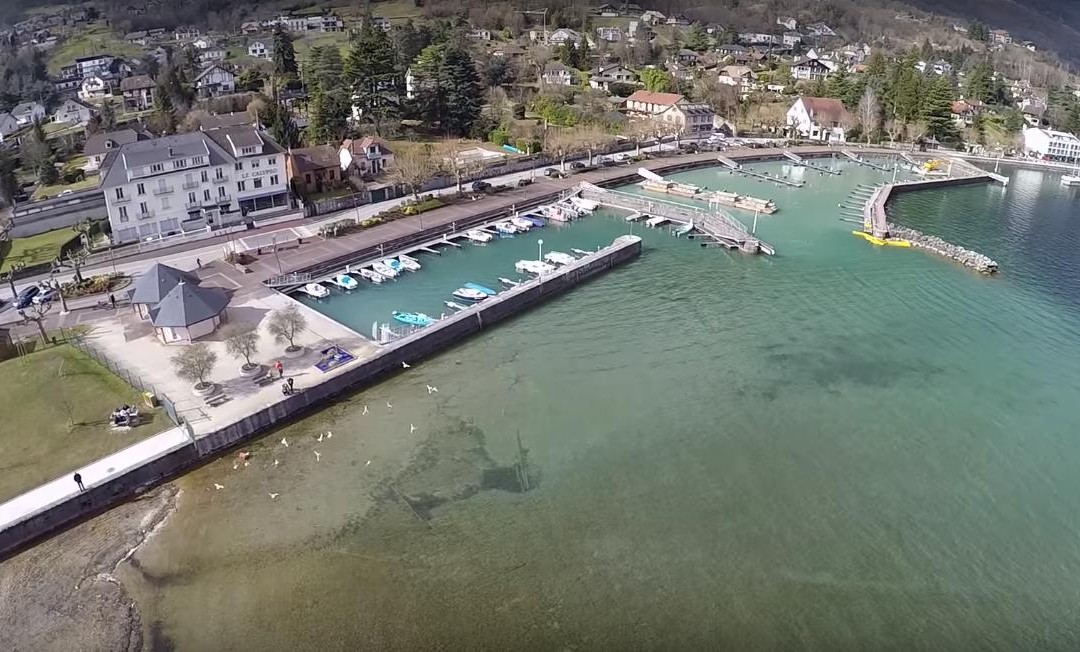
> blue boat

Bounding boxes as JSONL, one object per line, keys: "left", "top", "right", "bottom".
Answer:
{"left": 392, "top": 310, "right": 435, "bottom": 327}
{"left": 464, "top": 282, "right": 497, "bottom": 296}
{"left": 523, "top": 215, "right": 546, "bottom": 227}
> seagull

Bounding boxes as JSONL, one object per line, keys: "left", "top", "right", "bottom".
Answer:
{"left": 273, "top": 459, "right": 280, "bottom": 467}
{"left": 317, "top": 432, "right": 324, "bottom": 442}
{"left": 365, "top": 460, "right": 371, "bottom": 466}
{"left": 280, "top": 437, "right": 289, "bottom": 447}
{"left": 243, "top": 461, "right": 249, "bottom": 467}
{"left": 426, "top": 385, "right": 439, "bottom": 394}
{"left": 326, "top": 430, "right": 332, "bottom": 439}
{"left": 410, "top": 424, "right": 417, "bottom": 433}
{"left": 402, "top": 361, "right": 411, "bottom": 369}
{"left": 362, "top": 405, "right": 369, "bottom": 415}
{"left": 314, "top": 450, "right": 321, "bottom": 462}
{"left": 213, "top": 483, "right": 225, "bottom": 490}
{"left": 268, "top": 493, "right": 279, "bottom": 499}
{"left": 233, "top": 462, "right": 239, "bottom": 470}
{"left": 386, "top": 401, "right": 393, "bottom": 410}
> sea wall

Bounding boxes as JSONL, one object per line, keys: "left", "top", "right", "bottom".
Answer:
{"left": 0, "top": 236, "right": 642, "bottom": 560}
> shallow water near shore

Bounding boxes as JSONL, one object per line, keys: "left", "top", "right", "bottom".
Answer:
{"left": 117, "top": 160, "right": 1080, "bottom": 649}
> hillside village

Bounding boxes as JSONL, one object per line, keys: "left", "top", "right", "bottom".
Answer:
{"left": 1, "top": 0, "right": 1080, "bottom": 270}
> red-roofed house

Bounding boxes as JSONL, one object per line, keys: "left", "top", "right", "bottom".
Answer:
{"left": 786, "top": 96, "right": 848, "bottom": 142}
{"left": 625, "top": 90, "right": 715, "bottom": 135}
{"left": 951, "top": 99, "right": 983, "bottom": 127}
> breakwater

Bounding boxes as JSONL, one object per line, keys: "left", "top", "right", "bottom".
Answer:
{"left": 887, "top": 223, "right": 999, "bottom": 274}
{"left": 0, "top": 235, "right": 643, "bottom": 560}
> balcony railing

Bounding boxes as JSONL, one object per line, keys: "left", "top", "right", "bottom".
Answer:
{"left": 137, "top": 210, "right": 155, "bottom": 220}
{"left": 185, "top": 201, "right": 201, "bottom": 210}
{"left": 113, "top": 195, "right": 131, "bottom": 204}
{"left": 153, "top": 185, "right": 175, "bottom": 196}
{"left": 182, "top": 181, "right": 199, "bottom": 190}
{"left": 202, "top": 194, "right": 231, "bottom": 206}
{"left": 214, "top": 174, "right": 229, "bottom": 183}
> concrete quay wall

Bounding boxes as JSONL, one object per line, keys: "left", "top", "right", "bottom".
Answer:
{"left": 0, "top": 236, "right": 642, "bottom": 560}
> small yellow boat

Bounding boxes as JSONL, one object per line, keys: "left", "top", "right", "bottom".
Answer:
{"left": 851, "top": 231, "right": 911, "bottom": 247}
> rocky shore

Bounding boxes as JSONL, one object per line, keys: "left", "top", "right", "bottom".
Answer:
{"left": 0, "top": 485, "right": 178, "bottom": 652}
{"left": 887, "top": 222, "right": 999, "bottom": 274}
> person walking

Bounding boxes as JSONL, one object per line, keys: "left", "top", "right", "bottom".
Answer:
{"left": 196, "top": 257, "right": 202, "bottom": 269}
{"left": 73, "top": 473, "right": 85, "bottom": 491}
{"left": 109, "top": 293, "right": 116, "bottom": 309}
{"left": 287, "top": 377, "right": 294, "bottom": 393}
{"left": 274, "top": 360, "right": 284, "bottom": 378}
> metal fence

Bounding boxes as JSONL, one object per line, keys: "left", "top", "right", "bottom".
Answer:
{"left": 64, "top": 330, "right": 183, "bottom": 427}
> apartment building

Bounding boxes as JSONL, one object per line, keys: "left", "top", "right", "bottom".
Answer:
{"left": 1023, "top": 127, "right": 1080, "bottom": 162}
{"left": 100, "top": 128, "right": 290, "bottom": 244}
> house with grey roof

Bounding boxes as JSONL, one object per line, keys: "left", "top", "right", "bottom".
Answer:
{"left": 0, "top": 112, "right": 20, "bottom": 143}
{"left": 129, "top": 262, "right": 202, "bottom": 320}
{"left": 52, "top": 98, "right": 97, "bottom": 126}
{"left": 83, "top": 128, "right": 148, "bottom": 171}
{"left": 149, "top": 280, "right": 230, "bottom": 344}
{"left": 11, "top": 101, "right": 46, "bottom": 126}
{"left": 100, "top": 128, "right": 290, "bottom": 244}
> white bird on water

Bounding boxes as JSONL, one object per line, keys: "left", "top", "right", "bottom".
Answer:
{"left": 365, "top": 460, "right": 371, "bottom": 466}
{"left": 232, "top": 462, "right": 239, "bottom": 470}
{"left": 280, "top": 437, "right": 289, "bottom": 448}
{"left": 314, "top": 450, "right": 321, "bottom": 462}
{"left": 386, "top": 401, "right": 393, "bottom": 410}
{"left": 317, "top": 432, "right": 324, "bottom": 442}
{"left": 402, "top": 361, "right": 411, "bottom": 369}
{"left": 273, "top": 459, "right": 280, "bottom": 467}
{"left": 410, "top": 424, "right": 417, "bottom": 433}
{"left": 362, "top": 405, "right": 369, "bottom": 415}
{"left": 426, "top": 385, "right": 438, "bottom": 394}
{"left": 326, "top": 430, "right": 332, "bottom": 439}
{"left": 268, "top": 493, "right": 279, "bottom": 500}
{"left": 213, "top": 483, "right": 225, "bottom": 490}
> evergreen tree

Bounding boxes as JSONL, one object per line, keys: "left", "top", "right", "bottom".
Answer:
{"left": 440, "top": 45, "right": 481, "bottom": 137}
{"left": 826, "top": 64, "right": 852, "bottom": 105}
{"left": 264, "top": 100, "right": 299, "bottom": 149}
{"left": 235, "top": 68, "right": 265, "bottom": 93}
{"left": 864, "top": 50, "right": 888, "bottom": 92}
{"left": 1067, "top": 103, "right": 1080, "bottom": 137}
{"left": 967, "top": 21, "right": 988, "bottom": 42}
{"left": 964, "top": 58, "right": 993, "bottom": 104}
{"left": 391, "top": 20, "right": 431, "bottom": 68}
{"left": 153, "top": 84, "right": 177, "bottom": 134}
{"left": 344, "top": 21, "right": 400, "bottom": 136}
{"left": 411, "top": 44, "right": 448, "bottom": 126}
{"left": 685, "top": 22, "right": 711, "bottom": 52}
{"left": 306, "top": 88, "right": 348, "bottom": 144}
{"left": 887, "top": 52, "right": 923, "bottom": 123}
{"left": 919, "top": 38, "right": 934, "bottom": 63}
{"left": 100, "top": 99, "right": 116, "bottom": 131}
{"left": 0, "top": 149, "right": 17, "bottom": 208}
{"left": 921, "top": 75, "right": 956, "bottom": 141}
{"left": 272, "top": 25, "right": 298, "bottom": 79}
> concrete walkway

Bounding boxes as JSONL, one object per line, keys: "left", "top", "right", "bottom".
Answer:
{"left": 0, "top": 426, "right": 190, "bottom": 530}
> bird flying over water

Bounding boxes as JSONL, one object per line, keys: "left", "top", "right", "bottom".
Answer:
{"left": 317, "top": 432, "right": 324, "bottom": 442}
{"left": 268, "top": 493, "right": 279, "bottom": 500}
{"left": 426, "top": 385, "right": 438, "bottom": 394}
{"left": 326, "top": 431, "right": 332, "bottom": 439}
{"left": 213, "top": 483, "right": 225, "bottom": 490}
{"left": 402, "top": 361, "right": 411, "bottom": 369}
{"left": 386, "top": 401, "right": 393, "bottom": 409}
{"left": 314, "top": 450, "right": 321, "bottom": 462}
{"left": 410, "top": 424, "right": 417, "bottom": 433}
{"left": 362, "top": 405, "right": 369, "bottom": 415}
{"left": 281, "top": 437, "right": 289, "bottom": 447}
{"left": 365, "top": 460, "right": 371, "bottom": 466}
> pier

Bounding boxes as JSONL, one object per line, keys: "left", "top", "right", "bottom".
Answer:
{"left": 718, "top": 156, "right": 805, "bottom": 188}
{"left": 783, "top": 151, "right": 842, "bottom": 175}
{"left": 576, "top": 182, "right": 774, "bottom": 254}
{"left": 637, "top": 168, "right": 777, "bottom": 214}
{"left": 841, "top": 149, "right": 894, "bottom": 172}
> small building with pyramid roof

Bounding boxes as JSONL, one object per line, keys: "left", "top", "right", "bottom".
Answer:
{"left": 129, "top": 263, "right": 202, "bottom": 320}
{"left": 148, "top": 280, "right": 230, "bottom": 344}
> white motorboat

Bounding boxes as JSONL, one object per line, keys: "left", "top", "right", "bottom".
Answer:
{"left": 499, "top": 277, "right": 521, "bottom": 287}
{"left": 444, "top": 300, "right": 469, "bottom": 312}
{"left": 1061, "top": 174, "right": 1080, "bottom": 187}
{"left": 557, "top": 201, "right": 584, "bottom": 216}
{"left": 568, "top": 197, "right": 599, "bottom": 212}
{"left": 359, "top": 268, "right": 385, "bottom": 284}
{"left": 494, "top": 221, "right": 518, "bottom": 235}
{"left": 543, "top": 251, "right": 576, "bottom": 266}
{"left": 382, "top": 258, "right": 404, "bottom": 274}
{"left": 452, "top": 287, "right": 488, "bottom": 302}
{"left": 464, "top": 229, "right": 493, "bottom": 243}
{"left": 300, "top": 282, "right": 330, "bottom": 299}
{"left": 372, "top": 261, "right": 399, "bottom": 278}
{"left": 539, "top": 205, "right": 573, "bottom": 222}
{"left": 330, "top": 273, "right": 359, "bottom": 290}
{"left": 398, "top": 254, "right": 422, "bottom": 271}
{"left": 515, "top": 260, "right": 556, "bottom": 275}
{"left": 510, "top": 216, "right": 534, "bottom": 231}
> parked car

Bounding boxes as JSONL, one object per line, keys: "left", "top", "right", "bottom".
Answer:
{"left": 613, "top": 153, "right": 630, "bottom": 163}
{"left": 14, "top": 286, "right": 39, "bottom": 310}
{"left": 596, "top": 156, "right": 614, "bottom": 167}
{"left": 543, "top": 167, "right": 560, "bottom": 177}
{"left": 569, "top": 161, "right": 586, "bottom": 170}
{"left": 516, "top": 177, "right": 533, "bottom": 187}
{"left": 33, "top": 287, "right": 58, "bottom": 305}
{"left": 471, "top": 180, "right": 492, "bottom": 193}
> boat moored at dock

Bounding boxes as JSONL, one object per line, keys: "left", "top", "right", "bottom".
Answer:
{"left": 464, "top": 282, "right": 498, "bottom": 296}
{"left": 392, "top": 310, "right": 435, "bottom": 327}
{"left": 397, "top": 254, "right": 422, "bottom": 271}
{"left": 330, "top": 274, "right": 359, "bottom": 291}
{"left": 372, "top": 261, "right": 399, "bottom": 278}
{"left": 510, "top": 216, "right": 535, "bottom": 231}
{"left": 494, "top": 221, "right": 519, "bottom": 235}
{"left": 452, "top": 287, "right": 489, "bottom": 302}
{"left": 499, "top": 277, "right": 521, "bottom": 287}
{"left": 300, "top": 282, "right": 330, "bottom": 299}
{"left": 515, "top": 260, "right": 557, "bottom": 275}
{"left": 465, "top": 229, "right": 493, "bottom": 243}
{"left": 543, "top": 251, "right": 577, "bottom": 266}
{"left": 359, "top": 268, "right": 386, "bottom": 284}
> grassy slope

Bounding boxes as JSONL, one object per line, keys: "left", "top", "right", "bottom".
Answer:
{"left": 0, "top": 344, "right": 157, "bottom": 502}
{"left": 47, "top": 22, "right": 144, "bottom": 74}
{"left": 0, "top": 227, "right": 77, "bottom": 273}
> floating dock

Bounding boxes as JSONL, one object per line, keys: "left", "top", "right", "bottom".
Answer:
{"left": 783, "top": 151, "right": 842, "bottom": 175}
{"left": 717, "top": 156, "right": 805, "bottom": 188}
{"left": 637, "top": 169, "right": 778, "bottom": 214}
{"left": 841, "top": 149, "right": 893, "bottom": 172}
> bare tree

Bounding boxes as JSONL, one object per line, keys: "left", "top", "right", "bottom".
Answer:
{"left": 907, "top": 120, "right": 930, "bottom": 150}
{"left": 224, "top": 324, "right": 260, "bottom": 372}
{"left": 60, "top": 247, "right": 89, "bottom": 284}
{"left": 692, "top": 75, "right": 739, "bottom": 118}
{"left": 171, "top": 343, "right": 218, "bottom": 390}
{"left": 20, "top": 299, "right": 53, "bottom": 344}
{"left": 438, "top": 141, "right": 483, "bottom": 194}
{"left": 267, "top": 304, "right": 307, "bottom": 353}
{"left": 578, "top": 126, "right": 614, "bottom": 165}
{"left": 884, "top": 118, "right": 904, "bottom": 145}
{"left": 623, "top": 119, "right": 652, "bottom": 156}
{"left": 544, "top": 128, "right": 583, "bottom": 170}
{"left": 857, "top": 86, "right": 881, "bottom": 145}
{"left": 391, "top": 143, "right": 439, "bottom": 202}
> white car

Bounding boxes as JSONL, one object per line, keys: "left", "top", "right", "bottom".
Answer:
{"left": 613, "top": 153, "right": 630, "bottom": 162}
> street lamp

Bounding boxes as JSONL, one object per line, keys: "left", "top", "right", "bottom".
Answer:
{"left": 538, "top": 238, "right": 544, "bottom": 265}
{"left": 270, "top": 234, "right": 282, "bottom": 274}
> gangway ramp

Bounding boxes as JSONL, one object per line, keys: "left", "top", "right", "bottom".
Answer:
{"left": 782, "top": 150, "right": 842, "bottom": 175}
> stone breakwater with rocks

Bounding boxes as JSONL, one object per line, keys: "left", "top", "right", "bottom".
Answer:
{"left": 887, "top": 223, "right": 999, "bottom": 274}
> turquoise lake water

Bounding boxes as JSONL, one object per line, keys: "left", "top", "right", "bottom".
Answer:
{"left": 119, "top": 159, "right": 1080, "bottom": 650}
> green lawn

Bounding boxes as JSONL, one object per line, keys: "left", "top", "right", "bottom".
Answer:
{"left": 47, "top": 22, "right": 144, "bottom": 73}
{"left": 31, "top": 173, "right": 100, "bottom": 201}
{"left": 0, "top": 344, "right": 159, "bottom": 502}
{"left": 0, "top": 227, "right": 78, "bottom": 273}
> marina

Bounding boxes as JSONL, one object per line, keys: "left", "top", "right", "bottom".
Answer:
{"left": 783, "top": 150, "right": 843, "bottom": 175}
{"left": 637, "top": 168, "right": 778, "bottom": 214}
{"left": 718, "top": 155, "right": 806, "bottom": 187}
